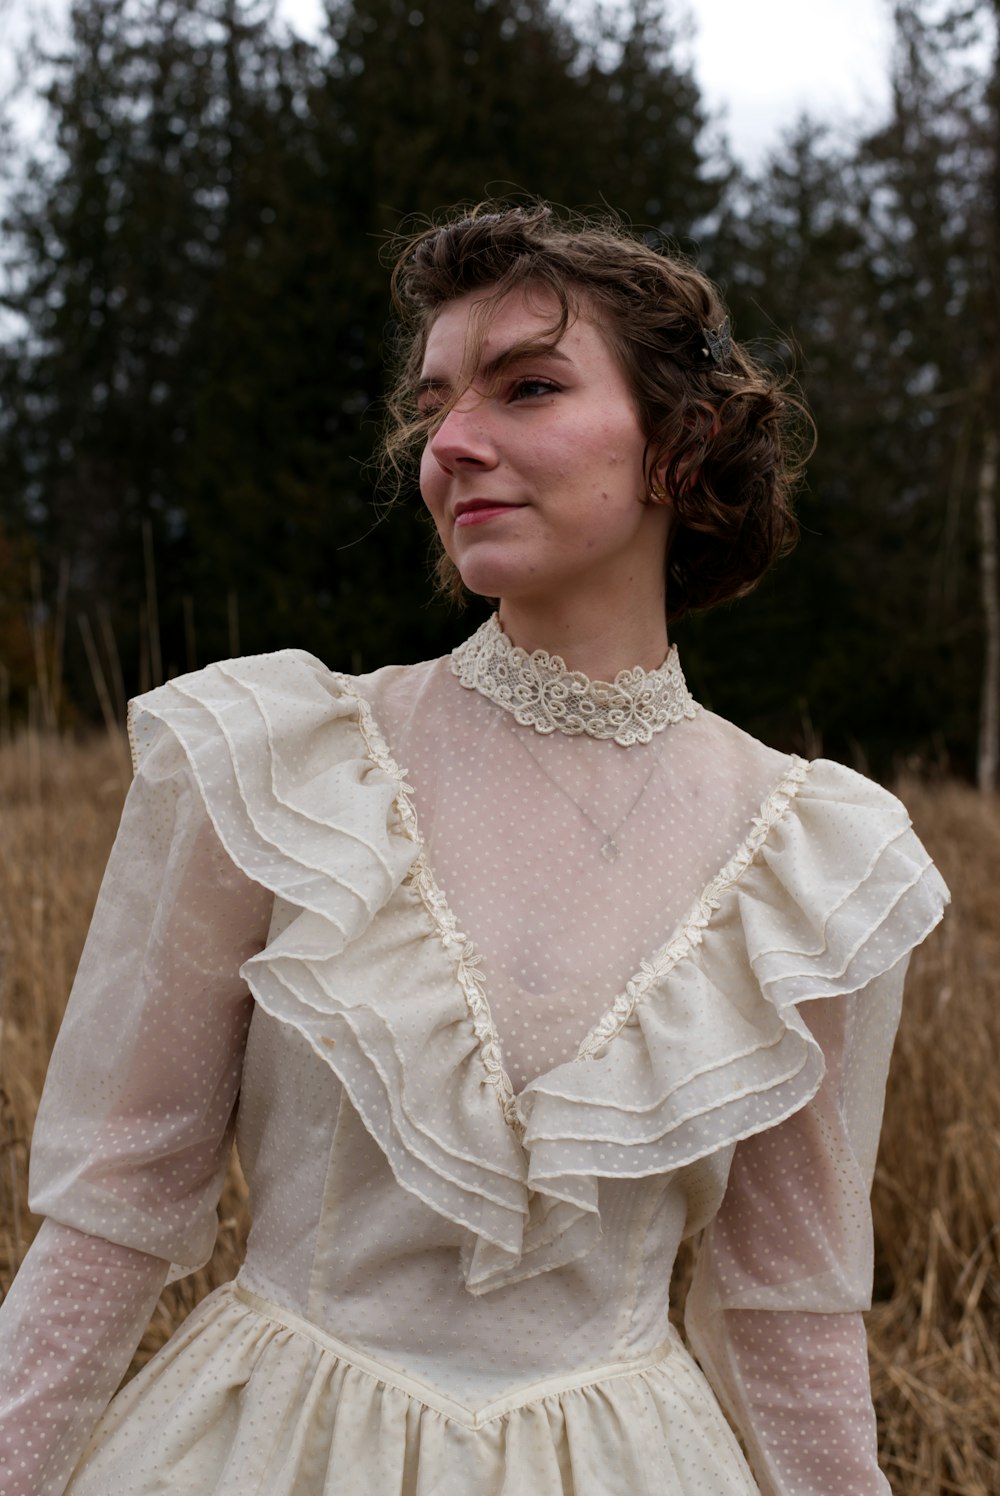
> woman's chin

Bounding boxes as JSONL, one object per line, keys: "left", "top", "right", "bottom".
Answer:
{"left": 452, "top": 554, "right": 528, "bottom": 603}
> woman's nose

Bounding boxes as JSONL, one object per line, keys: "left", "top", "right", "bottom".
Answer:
{"left": 426, "top": 396, "right": 498, "bottom": 472}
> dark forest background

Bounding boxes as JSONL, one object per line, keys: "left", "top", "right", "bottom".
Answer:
{"left": 0, "top": 0, "right": 998, "bottom": 780}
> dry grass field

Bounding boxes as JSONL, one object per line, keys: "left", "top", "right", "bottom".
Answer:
{"left": 1, "top": 730, "right": 997, "bottom": 1493}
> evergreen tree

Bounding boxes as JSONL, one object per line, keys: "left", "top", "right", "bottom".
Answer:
{"left": 0, "top": 0, "right": 722, "bottom": 712}
{"left": 681, "top": 1, "right": 999, "bottom": 774}
{"left": 681, "top": 121, "right": 871, "bottom": 756}
{"left": 852, "top": 0, "right": 999, "bottom": 773}
{"left": 0, "top": 0, "right": 297, "bottom": 692}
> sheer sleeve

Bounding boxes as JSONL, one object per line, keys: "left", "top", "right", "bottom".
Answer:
{"left": 0, "top": 720, "right": 273, "bottom": 1494}
{"left": 685, "top": 962, "right": 907, "bottom": 1496}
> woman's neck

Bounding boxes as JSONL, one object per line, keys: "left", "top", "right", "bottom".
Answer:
{"left": 496, "top": 596, "right": 669, "bottom": 679}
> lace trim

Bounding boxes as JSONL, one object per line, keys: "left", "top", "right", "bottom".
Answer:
{"left": 334, "top": 666, "right": 809, "bottom": 1136}
{"left": 338, "top": 675, "right": 524, "bottom": 1138}
{"left": 451, "top": 615, "right": 698, "bottom": 746}
{"left": 575, "top": 756, "right": 812, "bottom": 1061}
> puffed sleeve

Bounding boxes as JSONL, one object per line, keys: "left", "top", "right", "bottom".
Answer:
{"left": 684, "top": 963, "right": 907, "bottom": 1496}
{"left": 0, "top": 714, "right": 273, "bottom": 1495}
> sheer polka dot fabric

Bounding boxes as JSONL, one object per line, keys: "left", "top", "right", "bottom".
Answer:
{"left": 0, "top": 621, "right": 948, "bottom": 1495}
{"left": 378, "top": 643, "right": 789, "bottom": 1095}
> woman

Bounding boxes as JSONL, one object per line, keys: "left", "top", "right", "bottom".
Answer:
{"left": 0, "top": 203, "right": 948, "bottom": 1495}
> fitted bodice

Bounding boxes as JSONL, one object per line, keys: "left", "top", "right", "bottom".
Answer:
{"left": 14, "top": 637, "right": 948, "bottom": 1496}
{"left": 237, "top": 1005, "right": 689, "bottom": 1406}
{"left": 224, "top": 643, "right": 785, "bottom": 1403}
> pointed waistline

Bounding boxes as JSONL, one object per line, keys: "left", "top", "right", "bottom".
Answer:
{"left": 231, "top": 1280, "right": 685, "bottom": 1429}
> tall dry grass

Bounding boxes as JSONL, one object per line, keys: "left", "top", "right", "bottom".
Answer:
{"left": 0, "top": 731, "right": 997, "bottom": 1491}
{"left": 866, "top": 779, "right": 1000, "bottom": 1494}
{"left": 0, "top": 731, "right": 253, "bottom": 1366}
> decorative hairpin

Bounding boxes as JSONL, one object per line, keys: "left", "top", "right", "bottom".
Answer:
{"left": 699, "top": 317, "right": 733, "bottom": 367}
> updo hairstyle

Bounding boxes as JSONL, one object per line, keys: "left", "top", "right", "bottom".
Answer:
{"left": 382, "top": 202, "right": 809, "bottom": 620}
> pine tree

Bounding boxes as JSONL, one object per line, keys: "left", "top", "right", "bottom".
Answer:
{"left": 0, "top": 0, "right": 724, "bottom": 714}
{"left": 0, "top": 0, "right": 296, "bottom": 694}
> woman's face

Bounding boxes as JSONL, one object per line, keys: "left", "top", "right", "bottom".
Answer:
{"left": 417, "top": 285, "right": 671, "bottom": 612}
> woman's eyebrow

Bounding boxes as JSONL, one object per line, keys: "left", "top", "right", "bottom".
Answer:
{"left": 417, "top": 341, "right": 572, "bottom": 394}
{"left": 481, "top": 340, "right": 572, "bottom": 379}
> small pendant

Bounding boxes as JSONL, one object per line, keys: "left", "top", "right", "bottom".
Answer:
{"left": 600, "top": 838, "right": 622, "bottom": 863}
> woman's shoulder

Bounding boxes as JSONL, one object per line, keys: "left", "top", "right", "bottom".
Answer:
{"left": 129, "top": 644, "right": 441, "bottom": 700}
{"left": 127, "top": 650, "right": 444, "bottom": 767}
{"left": 130, "top": 647, "right": 352, "bottom": 711}
{"left": 127, "top": 650, "right": 333, "bottom": 777}
{"left": 682, "top": 710, "right": 950, "bottom": 974}
{"left": 703, "top": 723, "right": 951, "bottom": 1014}
{"left": 125, "top": 647, "right": 420, "bottom": 920}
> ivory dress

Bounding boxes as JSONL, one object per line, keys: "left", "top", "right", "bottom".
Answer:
{"left": 0, "top": 616, "right": 948, "bottom": 1496}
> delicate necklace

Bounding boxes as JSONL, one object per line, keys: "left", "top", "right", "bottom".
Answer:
{"left": 510, "top": 726, "right": 664, "bottom": 863}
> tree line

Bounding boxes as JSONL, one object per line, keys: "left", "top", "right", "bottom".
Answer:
{"left": 0, "top": 0, "right": 997, "bottom": 782}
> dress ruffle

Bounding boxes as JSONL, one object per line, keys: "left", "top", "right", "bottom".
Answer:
{"left": 130, "top": 657, "right": 949, "bottom": 1297}
{"left": 130, "top": 652, "right": 416, "bottom": 946}
{"left": 515, "top": 760, "right": 949, "bottom": 1259}
{"left": 131, "top": 657, "right": 530, "bottom": 1274}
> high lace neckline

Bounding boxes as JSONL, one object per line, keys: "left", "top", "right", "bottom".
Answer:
{"left": 450, "top": 613, "right": 698, "bottom": 746}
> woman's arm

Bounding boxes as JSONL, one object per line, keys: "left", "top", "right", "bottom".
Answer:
{"left": 0, "top": 724, "right": 272, "bottom": 1494}
{"left": 685, "top": 964, "right": 907, "bottom": 1496}
{"left": 0, "top": 1223, "right": 168, "bottom": 1496}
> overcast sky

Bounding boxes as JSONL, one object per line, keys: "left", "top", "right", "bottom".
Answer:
{"left": 2, "top": 0, "right": 896, "bottom": 168}
{"left": 274, "top": 0, "right": 897, "bottom": 165}
{"left": 682, "top": 0, "right": 894, "bottom": 161}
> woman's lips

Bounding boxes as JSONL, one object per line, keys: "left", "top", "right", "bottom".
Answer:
{"left": 453, "top": 502, "right": 525, "bottom": 527}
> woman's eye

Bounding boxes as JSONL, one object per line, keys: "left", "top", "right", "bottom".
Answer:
{"left": 511, "top": 378, "right": 559, "bottom": 401}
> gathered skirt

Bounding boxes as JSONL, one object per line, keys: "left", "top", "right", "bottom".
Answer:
{"left": 66, "top": 1281, "right": 760, "bottom": 1495}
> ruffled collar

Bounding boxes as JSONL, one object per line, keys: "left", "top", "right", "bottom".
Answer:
{"left": 450, "top": 613, "right": 698, "bottom": 747}
{"left": 130, "top": 649, "right": 949, "bottom": 1294}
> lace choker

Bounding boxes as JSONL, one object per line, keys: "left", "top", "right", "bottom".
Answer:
{"left": 450, "top": 614, "right": 698, "bottom": 746}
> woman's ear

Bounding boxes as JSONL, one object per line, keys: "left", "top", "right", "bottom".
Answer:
{"left": 647, "top": 455, "right": 671, "bottom": 505}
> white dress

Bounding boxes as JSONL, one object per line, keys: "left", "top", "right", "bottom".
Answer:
{"left": 0, "top": 617, "right": 949, "bottom": 1496}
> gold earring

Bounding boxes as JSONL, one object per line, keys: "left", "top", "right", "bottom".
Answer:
{"left": 648, "top": 480, "right": 669, "bottom": 504}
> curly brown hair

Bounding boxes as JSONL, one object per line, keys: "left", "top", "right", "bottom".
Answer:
{"left": 382, "top": 201, "right": 811, "bottom": 620}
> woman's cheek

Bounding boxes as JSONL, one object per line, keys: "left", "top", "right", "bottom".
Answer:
{"left": 418, "top": 455, "right": 445, "bottom": 526}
